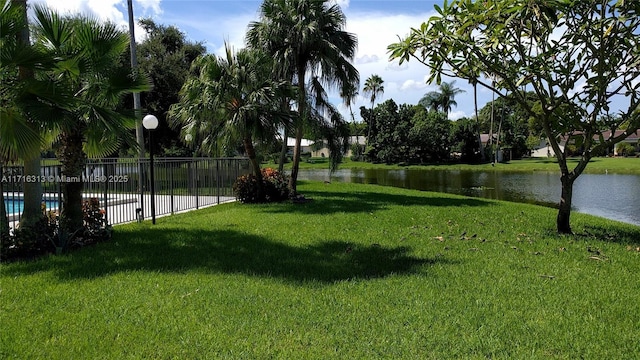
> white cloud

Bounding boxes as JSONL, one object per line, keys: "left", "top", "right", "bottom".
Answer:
{"left": 137, "top": 0, "right": 162, "bottom": 15}
{"left": 400, "top": 79, "right": 428, "bottom": 91}
{"left": 448, "top": 110, "right": 466, "bottom": 120}
{"left": 331, "top": 0, "right": 350, "bottom": 9}
{"left": 33, "top": 0, "right": 162, "bottom": 42}
{"left": 355, "top": 54, "right": 379, "bottom": 65}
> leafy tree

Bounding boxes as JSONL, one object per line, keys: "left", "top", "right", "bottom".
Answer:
{"left": 478, "top": 93, "right": 538, "bottom": 159}
{"left": 409, "top": 108, "right": 452, "bottom": 162}
{"left": 246, "top": 0, "right": 359, "bottom": 194}
{"left": 170, "top": 45, "right": 292, "bottom": 201}
{"left": 32, "top": 6, "right": 149, "bottom": 237}
{"left": 451, "top": 117, "right": 482, "bottom": 162}
{"left": 389, "top": 0, "right": 640, "bottom": 233}
{"left": 130, "top": 19, "right": 206, "bottom": 156}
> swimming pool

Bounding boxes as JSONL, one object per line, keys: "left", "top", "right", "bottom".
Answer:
{"left": 3, "top": 199, "right": 59, "bottom": 215}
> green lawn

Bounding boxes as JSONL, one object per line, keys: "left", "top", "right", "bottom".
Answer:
{"left": 269, "top": 156, "right": 640, "bottom": 174}
{"left": 2, "top": 181, "right": 639, "bottom": 359}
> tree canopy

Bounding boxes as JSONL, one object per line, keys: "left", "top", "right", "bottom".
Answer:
{"left": 246, "top": 0, "right": 359, "bottom": 193}
{"left": 389, "top": 0, "right": 640, "bottom": 233}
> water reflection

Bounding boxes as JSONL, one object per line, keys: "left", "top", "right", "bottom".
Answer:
{"left": 299, "top": 169, "right": 640, "bottom": 226}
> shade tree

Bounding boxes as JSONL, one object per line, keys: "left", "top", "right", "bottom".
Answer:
{"left": 388, "top": 0, "right": 640, "bottom": 233}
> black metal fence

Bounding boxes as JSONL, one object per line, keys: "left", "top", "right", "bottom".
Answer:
{"left": 2, "top": 157, "right": 250, "bottom": 230}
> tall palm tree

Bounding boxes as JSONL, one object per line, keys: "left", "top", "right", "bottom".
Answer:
{"left": 31, "top": 6, "right": 150, "bottom": 237}
{"left": 246, "top": 0, "right": 359, "bottom": 194}
{"left": 170, "top": 44, "right": 291, "bottom": 201}
{"left": 363, "top": 74, "right": 384, "bottom": 142}
{"left": 1, "top": 0, "right": 71, "bottom": 238}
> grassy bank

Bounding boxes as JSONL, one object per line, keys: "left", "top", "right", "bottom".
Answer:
{"left": 1, "top": 182, "right": 639, "bottom": 359}
{"left": 269, "top": 156, "right": 640, "bottom": 174}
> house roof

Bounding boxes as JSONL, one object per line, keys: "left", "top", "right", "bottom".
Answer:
{"left": 599, "top": 129, "right": 639, "bottom": 141}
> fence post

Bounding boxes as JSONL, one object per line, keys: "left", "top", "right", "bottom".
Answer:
{"left": 216, "top": 158, "right": 220, "bottom": 204}
{"left": 195, "top": 160, "right": 199, "bottom": 209}
{"left": 170, "top": 160, "right": 174, "bottom": 215}
{"left": 103, "top": 161, "right": 109, "bottom": 225}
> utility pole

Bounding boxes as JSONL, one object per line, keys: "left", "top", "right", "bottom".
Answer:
{"left": 127, "top": 0, "right": 145, "bottom": 158}
{"left": 127, "top": 0, "right": 146, "bottom": 219}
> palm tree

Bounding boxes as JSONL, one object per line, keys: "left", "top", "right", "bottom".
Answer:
{"left": 31, "top": 6, "right": 150, "bottom": 237}
{"left": 420, "top": 81, "right": 465, "bottom": 116}
{"left": 438, "top": 81, "right": 465, "bottom": 115}
{"left": 246, "top": 0, "right": 359, "bottom": 194}
{"left": 170, "top": 44, "right": 291, "bottom": 201}
{"left": 363, "top": 74, "right": 384, "bottom": 142}
{"left": 0, "top": 0, "right": 72, "bottom": 238}
{"left": 419, "top": 91, "right": 442, "bottom": 112}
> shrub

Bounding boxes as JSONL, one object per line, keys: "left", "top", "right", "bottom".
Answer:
{"left": 616, "top": 142, "right": 636, "bottom": 157}
{"left": 1, "top": 198, "right": 112, "bottom": 262}
{"left": 350, "top": 143, "right": 365, "bottom": 161}
{"left": 262, "top": 168, "right": 290, "bottom": 202}
{"left": 233, "top": 168, "right": 291, "bottom": 204}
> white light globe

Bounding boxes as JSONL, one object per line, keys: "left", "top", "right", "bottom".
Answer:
{"left": 142, "top": 114, "right": 159, "bottom": 130}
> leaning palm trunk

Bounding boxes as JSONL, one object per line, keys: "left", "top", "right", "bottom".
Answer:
{"left": 278, "top": 128, "right": 288, "bottom": 173}
{"left": 289, "top": 126, "right": 304, "bottom": 194}
{"left": 243, "top": 136, "right": 265, "bottom": 201}
{"left": 57, "top": 128, "right": 87, "bottom": 238}
{"left": 289, "top": 67, "right": 307, "bottom": 194}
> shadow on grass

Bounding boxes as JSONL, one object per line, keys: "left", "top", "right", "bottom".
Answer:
{"left": 265, "top": 188, "right": 492, "bottom": 215}
{"left": 8, "top": 228, "right": 446, "bottom": 284}
{"left": 578, "top": 224, "right": 640, "bottom": 246}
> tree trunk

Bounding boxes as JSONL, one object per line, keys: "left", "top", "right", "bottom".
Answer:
{"left": 57, "top": 129, "right": 87, "bottom": 236}
{"left": 14, "top": 0, "right": 44, "bottom": 229}
{"left": 0, "top": 164, "right": 9, "bottom": 247}
{"left": 289, "top": 125, "right": 303, "bottom": 194}
{"left": 278, "top": 128, "right": 288, "bottom": 173}
{"left": 557, "top": 174, "right": 574, "bottom": 234}
{"left": 243, "top": 136, "right": 264, "bottom": 202}
{"left": 289, "top": 65, "right": 306, "bottom": 194}
{"left": 20, "top": 157, "right": 44, "bottom": 229}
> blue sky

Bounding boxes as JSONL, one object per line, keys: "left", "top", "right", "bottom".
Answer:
{"left": 34, "top": 0, "right": 495, "bottom": 122}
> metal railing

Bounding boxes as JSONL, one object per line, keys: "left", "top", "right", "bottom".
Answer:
{"left": 2, "top": 157, "right": 250, "bottom": 230}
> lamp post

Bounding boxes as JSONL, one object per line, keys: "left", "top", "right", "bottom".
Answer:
{"left": 143, "top": 114, "right": 158, "bottom": 224}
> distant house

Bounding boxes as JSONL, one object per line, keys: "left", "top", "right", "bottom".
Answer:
{"left": 306, "top": 136, "right": 367, "bottom": 158}
{"left": 480, "top": 133, "right": 518, "bottom": 161}
{"left": 530, "top": 139, "right": 565, "bottom": 158}
{"left": 286, "top": 137, "right": 314, "bottom": 154}
{"left": 529, "top": 129, "right": 639, "bottom": 157}
{"left": 603, "top": 130, "right": 639, "bottom": 155}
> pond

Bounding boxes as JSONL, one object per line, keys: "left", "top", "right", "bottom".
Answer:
{"left": 299, "top": 168, "right": 640, "bottom": 226}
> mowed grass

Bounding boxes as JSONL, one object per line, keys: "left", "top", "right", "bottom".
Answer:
{"left": 1, "top": 181, "right": 639, "bottom": 359}
{"left": 271, "top": 156, "right": 640, "bottom": 174}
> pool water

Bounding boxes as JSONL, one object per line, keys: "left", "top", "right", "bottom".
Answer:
{"left": 3, "top": 199, "right": 59, "bottom": 215}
